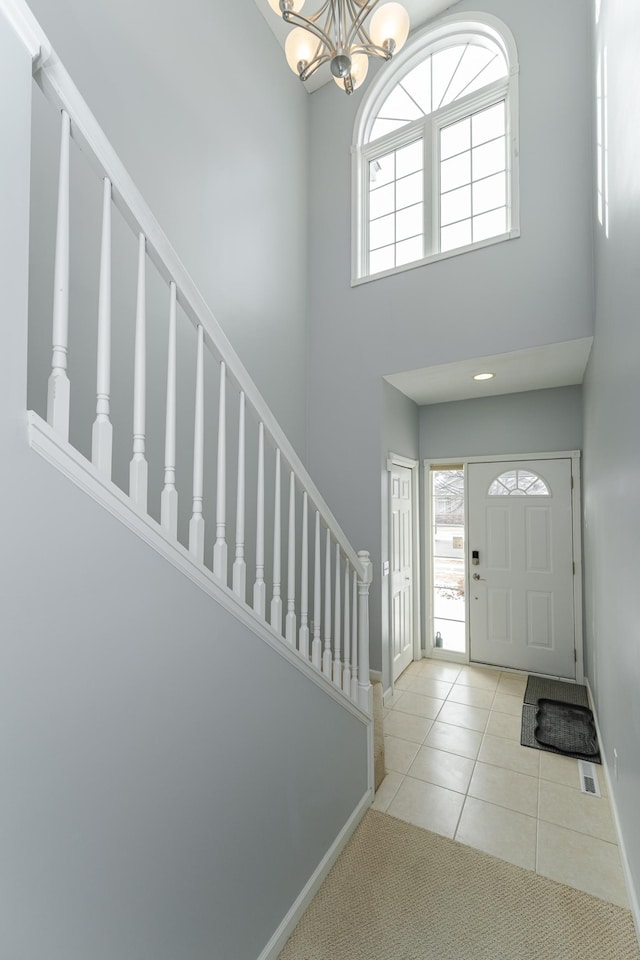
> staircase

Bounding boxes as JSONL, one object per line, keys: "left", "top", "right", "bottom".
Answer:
{"left": 0, "top": 3, "right": 374, "bottom": 958}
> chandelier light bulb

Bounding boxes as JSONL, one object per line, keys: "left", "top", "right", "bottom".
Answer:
{"left": 267, "top": 0, "right": 305, "bottom": 15}
{"left": 285, "top": 27, "right": 320, "bottom": 75}
{"left": 369, "top": 2, "right": 410, "bottom": 55}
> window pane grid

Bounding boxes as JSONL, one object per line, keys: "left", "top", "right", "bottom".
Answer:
{"left": 439, "top": 101, "right": 507, "bottom": 254}
{"left": 368, "top": 142, "right": 424, "bottom": 274}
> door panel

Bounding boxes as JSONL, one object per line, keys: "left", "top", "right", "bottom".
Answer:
{"left": 391, "top": 463, "right": 414, "bottom": 680}
{"left": 468, "top": 458, "right": 575, "bottom": 678}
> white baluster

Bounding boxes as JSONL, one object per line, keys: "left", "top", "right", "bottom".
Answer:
{"left": 312, "top": 511, "right": 321, "bottom": 670}
{"left": 351, "top": 569, "right": 359, "bottom": 702}
{"left": 232, "top": 391, "right": 246, "bottom": 600}
{"left": 333, "top": 544, "right": 342, "bottom": 687}
{"left": 253, "top": 422, "right": 266, "bottom": 618}
{"left": 91, "top": 177, "right": 113, "bottom": 477}
{"left": 213, "top": 361, "right": 227, "bottom": 582}
{"left": 160, "top": 282, "right": 178, "bottom": 537}
{"left": 129, "top": 232, "right": 148, "bottom": 511}
{"left": 358, "top": 550, "right": 374, "bottom": 715}
{"left": 271, "top": 449, "right": 282, "bottom": 633}
{"left": 298, "top": 492, "right": 310, "bottom": 658}
{"left": 342, "top": 563, "right": 351, "bottom": 694}
{"left": 322, "top": 528, "right": 332, "bottom": 677}
{"left": 47, "top": 109, "right": 71, "bottom": 441}
{"left": 285, "top": 471, "right": 296, "bottom": 645}
{"left": 189, "top": 324, "right": 205, "bottom": 562}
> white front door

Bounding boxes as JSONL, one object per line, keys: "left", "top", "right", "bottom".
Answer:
{"left": 467, "top": 458, "right": 576, "bottom": 678}
{"left": 391, "top": 464, "right": 414, "bottom": 680}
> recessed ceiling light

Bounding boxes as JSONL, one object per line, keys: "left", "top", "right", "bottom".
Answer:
{"left": 473, "top": 372, "right": 495, "bottom": 381}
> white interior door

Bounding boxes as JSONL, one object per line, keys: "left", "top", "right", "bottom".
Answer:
{"left": 391, "top": 464, "right": 414, "bottom": 681}
{"left": 468, "top": 458, "right": 576, "bottom": 678}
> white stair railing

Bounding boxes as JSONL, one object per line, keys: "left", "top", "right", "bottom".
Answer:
{"left": 12, "top": 0, "right": 373, "bottom": 715}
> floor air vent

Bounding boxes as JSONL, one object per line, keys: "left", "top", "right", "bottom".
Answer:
{"left": 578, "top": 760, "right": 601, "bottom": 797}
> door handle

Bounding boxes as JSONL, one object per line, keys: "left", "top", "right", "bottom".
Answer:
{"left": 472, "top": 573, "right": 485, "bottom": 581}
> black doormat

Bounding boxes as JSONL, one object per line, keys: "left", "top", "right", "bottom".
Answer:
{"left": 524, "top": 674, "right": 589, "bottom": 708}
{"left": 521, "top": 703, "right": 601, "bottom": 763}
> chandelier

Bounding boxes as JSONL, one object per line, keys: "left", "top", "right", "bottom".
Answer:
{"left": 267, "top": 0, "right": 411, "bottom": 95}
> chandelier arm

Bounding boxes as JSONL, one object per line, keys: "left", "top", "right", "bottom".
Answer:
{"left": 283, "top": 9, "right": 335, "bottom": 52}
{"left": 299, "top": 51, "right": 333, "bottom": 80}
{"left": 345, "top": 0, "right": 382, "bottom": 47}
{"left": 349, "top": 41, "right": 392, "bottom": 61}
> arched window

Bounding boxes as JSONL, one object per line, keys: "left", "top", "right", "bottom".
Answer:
{"left": 351, "top": 14, "right": 519, "bottom": 283}
{"left": 488, "top": 469, "right": 551, "bottom": 497}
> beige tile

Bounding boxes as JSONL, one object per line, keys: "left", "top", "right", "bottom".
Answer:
{"left": 393, "top": 691, "right": 444, "bottom": 720}
{"left": 393, "top": 671, "right": 413, "bottom": 690}
{"left": 437, "top": 701, "right": 489, "bottom": 733}
{"left": 485, "top": 711, "right": 521, "bottom": 741}
{"left": 456, "top": 796, "right": 537, "bottom": 870}
{"left": 408, "top": 745, "right": 475, "bottom": 794}
{"left": 537, "top": 821, "right": 629, "bottom": 907}
{"left": 387, "top": 776, "right": 465, "bottom": 838}
{"left": 538, "top": 779, "right": 617, "bottom": 843}
{"left": 468, "top": 761, "right": 538, "bottom": 817}
{"left": 424, "top": 721, "right": 483, "bottom": 760}
{"left": 539, "top": 751, "right": 581, "bottom": 790}
{"left": 418, "top": 661, "right": 463, "bottom": 683}
{"left": 491, "top": 693, "right": 523, "bottom": 716}
{"left": 447, "top": 684, "right": 495, "bottom": 709}
{"left": 383, "top": 710, "right": 433, "bottom": 744}
{"left": 405, "top": 677, "right": 453, "bottom": 700}
{"left": 385, "top": 689, "right": 405, "bottom": 708}
{"left": 372, "top": 771, "right": 404, "bottom": 812}
{"left": 456, "top": 667, "right": 500, "bottom": 691}
{"left": 478, "top": 734, "right": 540, "bottom": 777}
{"left": 384, "top": 735, "right": 420, "bottom": 775}
{"left": 496, "top": 674, "right": 528, "bottom": 697}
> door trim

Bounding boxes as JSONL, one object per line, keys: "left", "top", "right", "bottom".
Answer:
{"left": 423, "top": 451, "right": 583, "bottom": 682}
{"left": 387, "top": 454, "right": 421, "bottom": 688}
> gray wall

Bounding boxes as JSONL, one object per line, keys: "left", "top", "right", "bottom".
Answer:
{"left": 582, "top": 0, "right": 640, "bottom": 913}
{"left": 26, "top": 0, "right": 309, "bottom": 460}
{"left": 2, "top": 16, "right": 368, "bottom": 959}
{"left": 306, "top": 0, "right": 594, "bottom": 676}
{"left": 420, "top": 386, "right": 583, "bottom": 460}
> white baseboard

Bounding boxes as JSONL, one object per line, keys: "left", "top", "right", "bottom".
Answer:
{"left": 256, "top": 791, "right": 372, "bottom": 960}
{"left": 585, "top": 679, "right": 640, "bottom": 937}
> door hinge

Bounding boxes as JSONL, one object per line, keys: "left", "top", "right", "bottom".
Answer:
{"left": 573, "top": 561, "right": 576, "bottom": 575}
{"left": 574, "top": 648, "right": 577, "bottom": 662}
{"left": 571, "top": 475, "right": 574, "bottom": 489}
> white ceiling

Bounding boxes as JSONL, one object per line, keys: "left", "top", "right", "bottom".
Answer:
{"left": 255, "top": 0, "right": 462, "bottom": 92}
{"left": 384, "top": 338, "right": 594, "bottom": 406}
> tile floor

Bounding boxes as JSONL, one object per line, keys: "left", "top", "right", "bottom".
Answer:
{"left": 374, "top": 658, "right": 629, "bottom": 908}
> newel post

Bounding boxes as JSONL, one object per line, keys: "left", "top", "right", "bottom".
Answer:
{"left": 357, "top": 549, "right": 373, "bottom": 716}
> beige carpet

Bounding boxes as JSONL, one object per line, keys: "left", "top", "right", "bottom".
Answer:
{"left": 372, "top": 681, "right": 385, "bottom": 792}
{"left": 279, "top": 809, "right": 640, "bottom": 960}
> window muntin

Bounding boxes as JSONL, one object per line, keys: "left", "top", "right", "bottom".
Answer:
{"left": 488, "top": 470, "right": 551, "bottom": 497}
{"left": 368, "top": 41, "right": 508, "bottom": 144}
{"left": 353, "top": 17, "right": 518, "bottom": 283}
{"left": 368, "top": 139, "right": 424, "bottom": 274}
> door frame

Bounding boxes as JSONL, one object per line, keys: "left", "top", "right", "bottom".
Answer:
{"left": 424, "top": 450, "right": 584, "bottom": 682}
{"left": 387, "top": 454, "right": 421, "bottom": 688}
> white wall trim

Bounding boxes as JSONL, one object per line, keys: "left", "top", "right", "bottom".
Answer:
{"left": 585, "top": 679, "right": 640, "bottom": 938}
{"left": 256, "top": 790, "right": 372, "bottom": 960}
{"left": 27, "top": 411, "right": 370, "bottom": 726}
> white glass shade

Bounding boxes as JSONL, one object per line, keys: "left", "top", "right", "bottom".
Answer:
{"left": 267, "top": 0, "right": 305, "bottom": 15}
{"left": 369, "top": 2, "right": 410, "bottom": 53}
{"left": 333, "top": 53, "right": 370, "bottom": 91}
{"left": 285, "top": 27, "right": 319, "bottom": 74}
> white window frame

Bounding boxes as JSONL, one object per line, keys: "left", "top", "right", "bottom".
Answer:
{"left": 351, "top": 13, "right": 520, "bottom": 286}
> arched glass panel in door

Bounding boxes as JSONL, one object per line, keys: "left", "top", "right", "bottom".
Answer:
{"left": 487, "top": 469, "right": 551, "bottom": 497}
